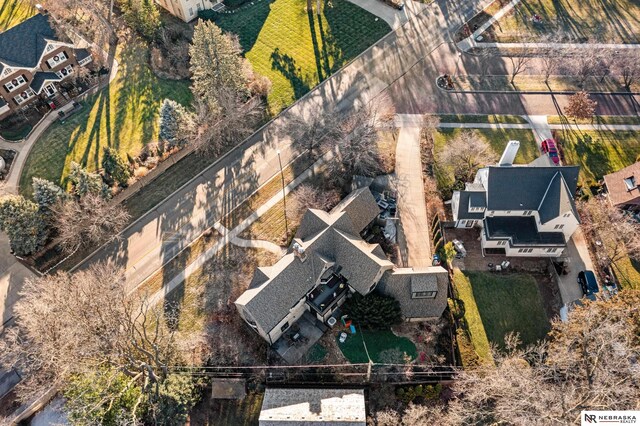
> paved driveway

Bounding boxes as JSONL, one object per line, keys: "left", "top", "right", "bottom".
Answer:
{"left": 0, "top": 232, "right": 36, "bottom": 331}
{"left": 346, "top": 0, "right": 426, "bottom": 30}
{"left": 556, "top": 228, "right": 594, "bottom": 305}
{"left": 395, "top": 126, "right": 431, "bottom": 267}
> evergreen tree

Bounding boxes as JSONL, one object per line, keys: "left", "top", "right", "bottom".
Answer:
{"left": 102, "top": 147, "right": 131, "bottom": 187}
{"left": 0, "top": 195, "right": 49, "bottom": 256}
{"left": 189, "top": 20, "right": 249, "bottom": 109}
{"left": 159, "top": 99, "right": 188, "bottom": 148}
{"left": 32, "top": 177, "right": 65, "bottom": 211}
{"left": 343, "top": 293, "right": 403, "bottom": 329}
{"left": 69, "top": 162, "right": 108, "bottom": 198}
{"left": 119, "top": 0, "right": 160, "bottom": 41}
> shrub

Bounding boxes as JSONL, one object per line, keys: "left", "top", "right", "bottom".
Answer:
{"left": 343, "top": 293, "right": 402, "bottom": 330}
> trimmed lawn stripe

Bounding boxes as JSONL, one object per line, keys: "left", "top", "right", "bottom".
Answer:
{"left": 214, "top": 0, "right": 390, "bottom": 114}
{"left": 452, "top": 269, "right": 493, "bottom": 365}
{"left": 337, "top": 329, "right": 417, "bottom": 364}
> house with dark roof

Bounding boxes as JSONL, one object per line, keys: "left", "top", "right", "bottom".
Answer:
{"left": 235, "top": 188, "right": 449, "bottom": 345}
{"left": 451, "top": 141, "right": 580, "bottom": 257}
{"left": 0, "top": 12, "right": 92, "bottom": 119}
{"left": 603, "top": 162, "right": 640, "bottom": 212}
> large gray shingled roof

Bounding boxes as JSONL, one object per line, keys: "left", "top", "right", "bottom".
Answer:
{"left": 377, "top": 267, "right": 448, "bottom": 319}
{"left": 236, "top": 188, "right": 392, "bottom": 334}
{"left": 0, "top": 14, "right": 60, "bottom": 68}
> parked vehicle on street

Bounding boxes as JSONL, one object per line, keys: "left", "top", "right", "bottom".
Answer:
{"left": 540, "top": 139, "right": 548, "bottom": 153}
{"left": 578, "top": 270, "right": 599, "bottom": 301}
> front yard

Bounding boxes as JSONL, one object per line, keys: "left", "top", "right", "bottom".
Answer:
{"left": 214, "top": 0, "right": 390, "bottom": 114}
{"left": 19, "top": 38, "right": 192, "bottom": 197}
{"left": 556, "top": 129, "right": 640, "bottom": 186}
{"left": 433, "top": 128, "right": 539, "bottom": 191}
{"left": 452, "top": 269, "right": 551, "bottom": 364}
{"left": 484, "top": 0, "right": 640, "bottom": 43}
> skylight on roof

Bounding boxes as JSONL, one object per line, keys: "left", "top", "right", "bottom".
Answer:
{"left": 624, "top": 176, "right": 637, "bottom": 191}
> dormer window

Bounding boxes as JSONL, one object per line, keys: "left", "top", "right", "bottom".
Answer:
{"left": 47, "top": 51, "right": 69, "bottom": 68}
{"left": 4, "top": 75, "right": 27, "bottom": 92}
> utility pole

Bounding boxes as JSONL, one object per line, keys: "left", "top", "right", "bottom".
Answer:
{"left": 276, "top": 150, "right": 289, "bottom": 237}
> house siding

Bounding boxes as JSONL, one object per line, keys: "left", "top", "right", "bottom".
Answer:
{"left": 155, "top": 0, "right": 222, "bottom": 22}
{"left": 267, "top": 298, "right": 308, "bottom": 344}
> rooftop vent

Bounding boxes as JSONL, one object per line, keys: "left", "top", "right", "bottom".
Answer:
{"left": 499, "top": 140, "right": 520, "bottom": 166}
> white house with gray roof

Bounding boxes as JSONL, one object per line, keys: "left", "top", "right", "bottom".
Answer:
{"left": 235, "top": 188, "right": 449, "bottom": 345}
{"left": 451, "top": 141, "right": 580, "bottom": 257}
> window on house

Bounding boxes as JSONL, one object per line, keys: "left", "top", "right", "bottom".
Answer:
{"left": 545, "top": 248, "right": 557, "bottom": 253}
{"left": 55, "top": 64, "right": 74, "bottom": 79}
{"left": 280, "top": 322, "right": 290, "bottom": 332}
{"left": 554, "top": 224, "right": 565, "bottom": 230}
{"left": 522, "top": 210, "right": 532, "bottom": 215}
{"left": 47, "top": 51, "right": 69, "bottom": 69}
{"left": 518, "top": 248, "right": 534, "bottom": 253}
{"left": 13, "top": 88, "right": 34, "bottom": 105}
{"left": 4, "top": 75, "right": 27, "bottom": 92}
{"left": 412, "top": 291, "right": 436, "bottom": 299}
{"left": 563, "top": 213, "right": 571, "bottom": 217}
{"left": 498, "top": 240, "right": 507, "bottom": 246}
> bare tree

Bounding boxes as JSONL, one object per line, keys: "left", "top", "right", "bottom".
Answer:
{"left": 616, "top": 50, "right": 640, "bottom": 91}
{"left": 564, "top": 91, "right": 597, "bottom": 120}
{"left": 386, "top": 292, "right": 640, "bottom": 425}
{"left": 539, "top": 49, "right": 563, "bottom": 84}
{"left": 507, "top": 53, "right": 532, "bottom": 85}
{"left": 0, "top": 262, "right": 177, "bottom": 420}
{"left": 579, "top": 197, "right": 640, "bottom": 268}
{"left": 53, "top": 192, "right": 130, "bottom": 253}
{"left": 570, "top": 51, "right": 597, "bottom": 87}
{"left": 323, "top": 97, "right": 395, "bottom": 179}
{"left": 436, "top": 131, "right": 498, "bottom": 183}
{"left": 287, "top": 111, "right": 341, "bottom": 160}
{"left": 187, "top": 88, "right": 263, "bottom": 155}
{"left": 286, "top": 183, "right": 341, "bottom": 227}
{"left": 593, "top": 49, "right": 616, "bottom": 83}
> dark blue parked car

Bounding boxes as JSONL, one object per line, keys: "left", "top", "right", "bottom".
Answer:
{"left": 578, "top": 270, "right": 599, "bottom": 301}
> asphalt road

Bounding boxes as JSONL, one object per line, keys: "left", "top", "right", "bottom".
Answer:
{"left": 72, "top": 0, "right": 502, "bottom": 290}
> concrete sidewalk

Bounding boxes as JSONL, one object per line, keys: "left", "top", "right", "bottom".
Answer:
{"left": 346, "top": 0, "right": 426, "bottom": 30}
{"left": 395, "top": 126, "right": 432, "bottom": 267}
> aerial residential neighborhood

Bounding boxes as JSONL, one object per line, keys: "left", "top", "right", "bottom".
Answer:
{"left": 0, "top": 0, "right": 638, "bottom": 424}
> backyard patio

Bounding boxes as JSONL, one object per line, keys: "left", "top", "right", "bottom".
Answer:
{"left": 272, "top": 312, "right": 327, "bottom": 363}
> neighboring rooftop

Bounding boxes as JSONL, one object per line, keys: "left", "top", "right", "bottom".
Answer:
{"left": 378, "top": 266, "right": 449, "bottom": 319}
{"left": 485, "top": 216, "right": 566, "bottom": 246}
{"left": 485, "top": 166, "right": 580, "bottom": 214}
{"left": 0, "top": 13, "right": 61, "bottom": 68}
{"left": 603, "top": 162, "right": 640, "bottom": 208}
{"left": 258, "top": 388, "right": 366, "bottom": 426}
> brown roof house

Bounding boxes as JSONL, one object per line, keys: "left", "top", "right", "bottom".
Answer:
{"left": 603, "top": 162, "right": 640, "bottom": 212}
{"left": 234, "top": 188, "right": 448, "bottom": 357}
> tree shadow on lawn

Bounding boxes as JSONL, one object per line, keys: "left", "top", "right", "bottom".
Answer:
{"left": 466, "top": 271, "right": 550, "bottom": 349}
{"left": 214, "top": 0, "right": 274, "bottom": 52}
{"left": 271, "top": 47, "right": 312, "bottom": 100}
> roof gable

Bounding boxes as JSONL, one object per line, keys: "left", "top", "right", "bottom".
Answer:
{"left": 0, "top": 14, "right": 60, "bottom": 68}
{"left": 538, "top": 172, "right": 578, "bottom": 224}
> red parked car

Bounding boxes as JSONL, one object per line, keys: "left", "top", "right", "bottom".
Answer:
{"left": 545, "top": 139, "right": 560, "bottom": 164}
{"left": 540, "top": 139, "right": 548, "bottom": 153}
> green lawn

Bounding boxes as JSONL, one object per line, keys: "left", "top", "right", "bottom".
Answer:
{"left": 486, "top": 0, "right": 640, "bottom": 43}
{"left": 434, "top": 128, "right": 539, "bottom": 191}
{"left": 459, "top": 270, "right": 551, "bottom": 348}
{"left": 337, "top": 329, "right": 417, "bottom": 364}
{"left": 451, "top": 269, "right": 493, "bottom": 366}
{"left": 612, "top": 257, "right": 640, "bottom": 291}
{"left": 548, "top": 115, "right": 640, "bottom": 126}
{"left": 556, "top": 130, "right": 640, "bottom": 185}
{"left": 0, "top": 0, "right": 34, "bottom": 31}
{"left": 19, "top": 39, "right": 192, "bottom": 197}
{"left": 214, "top": 0, "right": 390, "bottom": 114}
